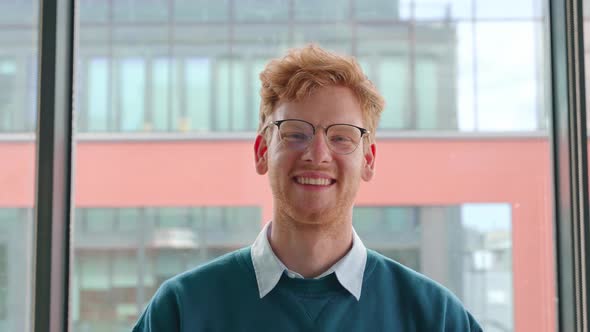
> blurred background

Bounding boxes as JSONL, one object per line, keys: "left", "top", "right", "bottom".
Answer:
{"left": 0, "top": 0, "right": 559, "bottom": 331}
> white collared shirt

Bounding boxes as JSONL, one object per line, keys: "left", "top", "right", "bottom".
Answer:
{"left": 250, "top": 221, "right": 367, "bottom": 301}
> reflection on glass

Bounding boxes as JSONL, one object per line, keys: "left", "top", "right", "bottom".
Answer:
{"left": 73, "top": 0, "right": 553, "bottom": 332}
{"left": 72, "top": 207, "right": 261, "bottom": 330}
{"left": 354, "top": 204, "right": 513, "bottom": 332}
{"left": 0, "top": 209, "right": 34, "bottom": 332}
{"left": 87, "top": 58, "right": 109, "bottom": 132}
{"left": 0, "top": 0, "right": 38, "bottom": 331}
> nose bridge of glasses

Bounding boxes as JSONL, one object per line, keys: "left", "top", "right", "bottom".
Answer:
{"left": 298, "top": 125, "right": 332, "bottom": 157}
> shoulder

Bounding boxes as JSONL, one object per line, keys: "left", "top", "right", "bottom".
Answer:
{"left": 364, "top": 249, "right": 483, "bottom": 331}
{"left": 159, "top": 247, "right": 255, "bottom": 303}
{"left": 133, "top": 247, "right": 254, "bottom": 331}
{"left": 366, "top": 249, "right": 449, "bottom": 295}
{"left": 173, "top": 247, "right": 252, "bottom": 286}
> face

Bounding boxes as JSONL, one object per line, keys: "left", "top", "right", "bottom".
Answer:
{"left": 254, "top": 85, "right": 376, "bottom": 226}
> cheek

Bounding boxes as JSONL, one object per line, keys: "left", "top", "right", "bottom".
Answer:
{"left": 268, "top": 151, "right": 295, "bottom": 178}
{"left": 338, "top": 157, "right": 364, "bottom": 178}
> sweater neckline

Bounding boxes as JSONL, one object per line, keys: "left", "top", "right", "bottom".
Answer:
{"left": 275, "top": 271, "right": 345, "bottom": 296}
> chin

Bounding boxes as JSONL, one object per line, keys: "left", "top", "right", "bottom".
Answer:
{"left": 290, "top": 206, "right": 338, "bottom": 225}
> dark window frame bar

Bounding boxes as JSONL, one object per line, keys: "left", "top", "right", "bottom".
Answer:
{"left": 550, "top": 0, "right": 590, "bottom": 331}
{"left": 32, "top": 0, "right": 75, "bottom": 331}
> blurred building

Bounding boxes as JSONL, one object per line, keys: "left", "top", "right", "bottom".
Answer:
{"left": 0, "top": 1, "right": 549, "bottom": 332}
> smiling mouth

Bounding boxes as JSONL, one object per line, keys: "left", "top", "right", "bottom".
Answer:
{"left": 294, "top": 177, "right": 336, "bottom": 186}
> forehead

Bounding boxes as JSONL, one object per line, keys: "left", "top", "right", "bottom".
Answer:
{"left": 273, "top": 86, "right": 363, "bottom": 126}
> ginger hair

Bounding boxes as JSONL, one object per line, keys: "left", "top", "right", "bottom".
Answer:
{"left": 257, "top": 44, "right": 385, "bottom": 143}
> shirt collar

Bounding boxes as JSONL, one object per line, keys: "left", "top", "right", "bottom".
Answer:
{"left": 251, "top": 221, "right": 367, "bottom": 301}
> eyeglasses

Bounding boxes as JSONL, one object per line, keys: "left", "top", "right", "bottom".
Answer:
{"left": 266, "top": 119, "right": 369, "bottom": 155}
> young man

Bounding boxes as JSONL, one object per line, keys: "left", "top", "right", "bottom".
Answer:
{"left": 133, "top": 45, "right": 483, "bottom": 331}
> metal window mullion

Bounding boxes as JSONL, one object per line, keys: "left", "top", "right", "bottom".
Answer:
{"left": 33, "top": 0, "right": 75, "bottom": 331}
{"left": 550, "top": 0, "right": 590, "bottom": 331}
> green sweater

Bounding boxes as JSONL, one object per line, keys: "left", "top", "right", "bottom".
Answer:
{"left": 133, "top": 247, "right": 482, "bottom": 331}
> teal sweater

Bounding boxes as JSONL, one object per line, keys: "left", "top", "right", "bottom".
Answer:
{"left": 133, "top": 247, "right": 482, "bottom": 331}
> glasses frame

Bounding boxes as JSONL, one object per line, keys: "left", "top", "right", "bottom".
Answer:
{"left": 266, "top": 118, "right": 370, "bottom": 155}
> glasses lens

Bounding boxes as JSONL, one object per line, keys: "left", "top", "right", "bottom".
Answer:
{"left": 326, "top": 125, "right": 362, "bottom": 154}
{"left": 278, "top": 120, "right": 314, "bottom": 150}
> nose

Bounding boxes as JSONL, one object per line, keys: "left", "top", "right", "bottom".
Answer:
{"left": 301, "top": 129, "right": 332, "bottom": 164}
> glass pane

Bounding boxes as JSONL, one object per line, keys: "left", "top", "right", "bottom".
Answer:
{"left": 120, "top": 58, "right": 146, "bottom": 131}
{"left": 73, "top": 0, "right": 555, "bottom": 331}
{"left": 186, "top": 58, "right": 210, "bottom": 132}
{"left": 376, "top": 57, "right": 408, "bottom": 130}
{"left": 0, "top": 0, "right": 38, "bottom": 330}
{"left": 151, "top": 58, "right": 172, "bottom": 131}
{"left": 355, "top": 204, "right": 514, "bottom": 329}
{"left": 87, "top": 58, "right": 109, "bottom": 132}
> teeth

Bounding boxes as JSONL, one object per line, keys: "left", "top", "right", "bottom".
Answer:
{"left": 296, "top": 177, "right": 331, "bottom": 186}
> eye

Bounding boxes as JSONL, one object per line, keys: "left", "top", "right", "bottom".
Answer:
{"left": 282, "top": 131, "right": 309, "bottom": 141}
{"left": 330, "top": 135, "right": 353, "bottom": 144}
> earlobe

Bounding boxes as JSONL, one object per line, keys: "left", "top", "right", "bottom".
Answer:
{"left": 254, "top": 134, "right": 269, "bottom": 175}
{"left": 361, "top": 143, "right": 376, "bottom": 182}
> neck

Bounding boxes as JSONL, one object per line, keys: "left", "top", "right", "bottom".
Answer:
{"left": 268, "top": 209, "right": 353, "bottom": 278}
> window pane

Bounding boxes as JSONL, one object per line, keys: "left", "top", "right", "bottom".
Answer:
{"left": 0, "top": 209, "right": 34, "bottom": 332}
{"left": 72, "top": 207, "right": 260, "bottom": 330}
{"left": 215, "top": 59, "right": 231, "bottom": 130}
{"left": 416, "top": 58, "right": 438, "bottom": 129}
{"left": 174, "top": 0, "right": 228, "bottom": 22}
{"left": 235, "top": 0, "right": 288, "bottom": 21}
{"left": 377, "top": 58, "right": 408, "bottom": 129}
{"left": 87, "top": 58, "right": 109, "bottom": 131}
{"left": 0, "top": 0, "right": 37, "bottom": 330}
{"left": 355, "top": 0, "right": 399, "bottom": 20}
{"left": 120, "top": 58, "right": 146, "bottom": 131}
{"left": 295, "top": 0, "right": 349, "bottom": 21}
{"left": 186, "top": 58, "right": 211, "bottom": 131}
{"left": 251, "top": 59, "right": 267, "bottom": 130}
{"left": 354, "top": 204, "right": 514, "bottom": 330}
{"left": 151, "top": 58, "right": 172, "bottom": 131}
{"left": 73, "top": 0, "right": 555, "bottom": 331}
{"left": 0, "top": 59, "right": 17, "bottom": 132}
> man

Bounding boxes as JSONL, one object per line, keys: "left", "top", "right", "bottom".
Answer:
{"left": 133, "top": 45, "right": 482, "bottom": 331}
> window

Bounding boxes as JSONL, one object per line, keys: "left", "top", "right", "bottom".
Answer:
{"left": 113, "top": 0, "right": 168, "bottom": 23}
{"left": 0, "top": 245, "right": 6, "bottom": 321}
{"left": 0, "top": 1, "right": 37, "bottom": 329}
{"left": 376, "top": 57, "right": 408, "bottom": 129}
{"left": 151, "top": 58, "right": 176, "bottom": 131}
{"left": 0, "top": 59, "right": 16, "bottom": 132}
{"left": 295, "top": 0, "right": 349, "bottom": 21}
{"left": 84, "top": 209, "right": 116, "bottom": 233}
{"left": 214, "top": 59, "right": 232, "bottom": 131}
{"left": 2, "top": 0, "right": 584, "bottom": 330}
{"left": 72, "top": 206, "right": 261, "bottom": 330}
{"left": 87, "top": 58, "right": 109, "bottom": 131}
{"left": 120, "top": 58, "right": 146, "bottom": 131}
{"left": 355, "top": 0, "right": 399, "bottom": 20}
{"left": 174, "top": 0, "right": 228, "bottom": 22}
{"left": 415, "top": 58, "right": 439, "bottom": 129}
{"left": 70, "top": 1, "right": 556, "bottom": 331}
{"left": 235, "top": 0, "right": 289, "bottom": 22}
{"left": 185, "top": 58, "right": 211, "bottom": 131}
{"left": 354, "top": 204, "right": 513, "bottom": 331}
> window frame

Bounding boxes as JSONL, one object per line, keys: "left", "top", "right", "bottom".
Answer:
{"left": 550, "top": 0, "right": 590, "bottom": 330}
{"left": 33, "top": 0, "right": 74, "bottom": 331}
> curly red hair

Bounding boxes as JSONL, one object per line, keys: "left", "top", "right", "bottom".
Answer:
{"left": 258, "top": 44, "right": 385, "bottom": 143}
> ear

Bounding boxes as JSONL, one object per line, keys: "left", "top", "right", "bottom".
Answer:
{"left": 254, "top": 134, "right": 269, "bottom": 175}
{"left": 361, "top": 143, "right": 376, "bottom": 182}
